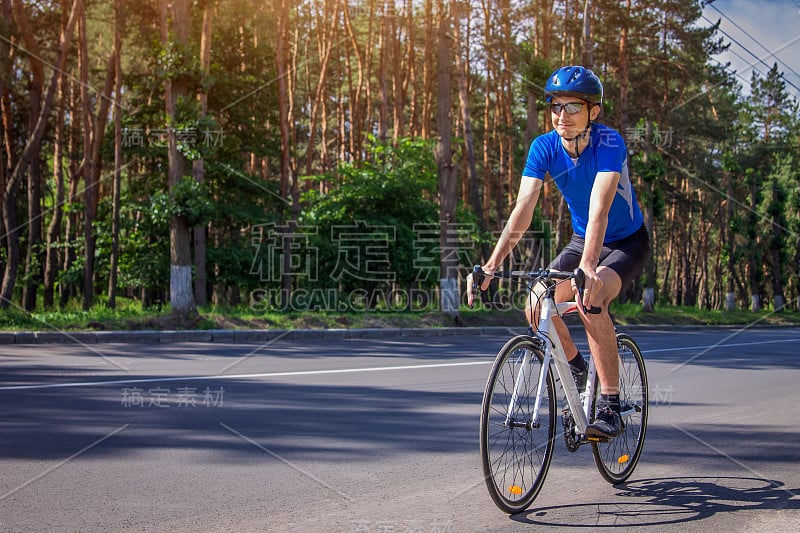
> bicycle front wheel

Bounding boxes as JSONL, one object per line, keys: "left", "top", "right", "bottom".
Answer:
{"left": 479, "top": 335, "right": 556, "bottom": 514}
{"left": 591, "top": 332, "right": 648, "bottom": 484}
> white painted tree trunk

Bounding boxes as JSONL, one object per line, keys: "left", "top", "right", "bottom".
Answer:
{"left": 642, "top": 287, "right": 655, "bottom": 312}
{"left": 725, "top": 292, "right": 736, "bottom": 311}
{"left": 171, "top": 265, "right": 194, "bottom": 313}
{"left": 440, "top": 278, "right": 459, "bottom": 315}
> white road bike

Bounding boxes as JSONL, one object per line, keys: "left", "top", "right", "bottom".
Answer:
{"left": 472, "top": 267, "right": 648, "bottom": 514}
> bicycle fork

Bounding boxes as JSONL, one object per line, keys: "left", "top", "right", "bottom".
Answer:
{"left": 504, "top": 349, "right": 537, "bottom": 430}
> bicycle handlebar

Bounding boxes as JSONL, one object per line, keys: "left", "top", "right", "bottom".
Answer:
{"left": 470, "top": 265, "right": 602, "bottom": 314}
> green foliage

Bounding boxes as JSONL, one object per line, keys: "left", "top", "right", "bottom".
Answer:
{"left": 630, "top": 137, "right": 667, "bottom": 219}
{"left": 156, "top": 38, "right": 201, "bottom": 85}
{"left": 517, "top": 43, "right": 551, "bottom": 99}
{"left": 97, "top": 192, "right": 171, "bottom": 294}
{"left": 300, "top": 137, "right": 440, "bottom": 291}
{"left": 150, "top": 176, "right": 214, "bottom": 227}
{"left": 749, "top": 64, "right": 799, "bottom": 143}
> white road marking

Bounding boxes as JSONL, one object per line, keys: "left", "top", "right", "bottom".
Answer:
{"left": 2, "top": 336, "right": 797, "bottom": 392}
{"left": 643, "top": 337, "right": 800, "bottom": 353}
{"left": 0, "top": 361, "right": 492, "bottom": 391}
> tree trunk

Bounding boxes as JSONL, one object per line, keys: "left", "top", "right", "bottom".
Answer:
{"left": 747, "top": 177, "right": 761, "bottom": 312}
{"left": 404, "top": 0, "right": 417, "bottom": 137}
{"left": 768, "top": 183, "right": 785, "bottom": 311}
{"left": 377, "top": 0, "right": 390, "bottom": 142}
{"left": 82, "top": 5, "right": 118, "bottom": 308}
{"left": 161, "top": 0, "right": 195, "bottom": 315}
{"left": 58, "top": 77, "right": 83, "bottom": 308}
{"left": 44, "top": 67, "right": 68, "bottom": 309}
{"left": 78, "top": 0, "right": 114, "bottom": 311}
{"left": 581, "top": 0, "right": 593, "bottom": 68}
{"left": 276, "top": 0, "right": 296, "bottom": 305}
{"left": 78, "top": 2, "right": 93, "bottom": 310}
{"left": 434, "top": 2, "right": 458, "bottom": 317}
{"left": 725, "top": 292, "right": 736, "bottom": 311}
{"left": 524, "top": 71, "right": 539, "bottom": 150}
{"left": 618, "top": 0, "right": 630, "bottom": 138}
{"left": 500, "top": 0, "right": 514, "bottom": 212}
{"left": 21, "top": 76, "right": 44, "bottom": 311}
{"left": 724, "top": 176, "right": 736, "bottom": 311}
{"left": 0, "top": 19, "right": 7, "bottom": 298}
{"left": 193, "top": 0, "right": 215, "bottom": 307}
{"left": 108, "top": 0, "right": 123, "bottom": 308}
{"left": 342, "top": 1, "right": 364, "bottom": 157}
{"left": 452, "top": 4, "right": 489, "bottom": 263}
{"left": 0, "top": 0, "right": 11, "bottom": 186}
{"left": 480, "top": 0, "right": 493, "bottom": 233}
{"left": 642, "top": 198, "right": 656, "bottom": 312}
{"left": 390, "top": 0, "right": 404, "bottom": 143}
{"left": 305, "top": 0, "right": 340, "bottom": 175}
{"left": 62, "top": 79, "right": 82, "bottom": 307}
{"left": 751, "top": 293, "right": 761, "bottom": 313}
{"left": 421, "top": 0, "right": 434, "bottom": 139}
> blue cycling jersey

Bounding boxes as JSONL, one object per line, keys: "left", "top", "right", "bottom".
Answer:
{"left": 522, "top": 123, "right": 644, "bottom": 243}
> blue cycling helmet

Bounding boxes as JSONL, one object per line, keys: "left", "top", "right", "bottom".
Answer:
{"left": 544, "top": 66, "right": 603, "bottom": 105}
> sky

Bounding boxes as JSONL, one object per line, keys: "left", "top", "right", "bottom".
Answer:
{"left": 700, "top": 0, "right": 800, "bottom": 100}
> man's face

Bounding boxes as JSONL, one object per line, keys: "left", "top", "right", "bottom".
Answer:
{"left": 549, "top": 96, "right": 599, "bottom": 139}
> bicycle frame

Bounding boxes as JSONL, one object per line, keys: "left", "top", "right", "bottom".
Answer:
{"left": 509, "top": 282, "right": 596, "bottom": 435}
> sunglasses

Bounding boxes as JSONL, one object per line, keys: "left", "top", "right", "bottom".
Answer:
{"left": 550, "top": 102, "right": 586, "bottom": 115}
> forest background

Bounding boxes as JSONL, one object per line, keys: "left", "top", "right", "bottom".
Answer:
{"left": 1, "top": 0, "right": 798, "bottom": 330}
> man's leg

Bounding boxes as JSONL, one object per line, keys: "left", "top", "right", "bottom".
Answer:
{"left": 582, "top": 266, "right": 624, "bottom": 437}
{"left": 582, "top": 267, "right": 622, "bottom": 394}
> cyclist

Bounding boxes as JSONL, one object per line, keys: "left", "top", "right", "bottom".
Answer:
{"left": 468, "top": 65, "right": 650, "bottom": 438}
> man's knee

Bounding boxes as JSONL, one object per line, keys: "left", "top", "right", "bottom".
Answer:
{"left": 596, "top": 266, "right": 623, "bottom": 306}
{"left": 525, "top": 281, "right": 548, "bottom": 323}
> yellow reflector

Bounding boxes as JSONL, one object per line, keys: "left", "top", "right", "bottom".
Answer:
{"left": 617, "top": 454, "right": 630, "bottom": 464}
{"left": 508, "top": 485, "right": 523, "bottom": 495}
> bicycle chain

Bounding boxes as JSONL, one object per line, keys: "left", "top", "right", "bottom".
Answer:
{"left": 561, "top": 408, "right": 580, "bottom": 452}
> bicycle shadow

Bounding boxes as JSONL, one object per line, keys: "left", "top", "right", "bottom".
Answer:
{"left": 511, "top": 476, "right": 799, "bottom": 528}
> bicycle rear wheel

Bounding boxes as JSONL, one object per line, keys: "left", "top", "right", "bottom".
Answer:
{"left": 480, "top": 335, "right": 556, "bottom": 514}
{"left": 591, "top": 332, "right": 648, "bottom": 484}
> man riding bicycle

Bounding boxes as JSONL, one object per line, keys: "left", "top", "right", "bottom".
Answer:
{"left": 468, "top": 65, "right": 650, "bottom": 439}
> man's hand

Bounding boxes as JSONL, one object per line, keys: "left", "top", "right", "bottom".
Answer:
{"left": 574, "top": 266, "right": 604, "bottom": 312}
{"left": 467, "top": 266, "right": 494, "bottom": 308}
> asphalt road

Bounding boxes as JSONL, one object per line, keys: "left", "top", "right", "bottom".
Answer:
{"left": 1, "top": 327, "right": 799, "bottom": 532}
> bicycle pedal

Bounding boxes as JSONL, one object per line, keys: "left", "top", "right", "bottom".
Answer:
{"left": 585, "top": 434, "right": 611, "bottom": 443}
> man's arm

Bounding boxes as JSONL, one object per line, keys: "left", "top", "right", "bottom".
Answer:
{"left": 579, "top": 170, "right": 620, "bottom": 306}
{"left": 485, "top": 178, "right": 542, "bottom": 272}
{"left": 467, "top": 178, "right": 542, "bottom": 306}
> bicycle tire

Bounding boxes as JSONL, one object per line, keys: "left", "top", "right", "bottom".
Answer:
{"left": 591, "top": 332, "right": 648, "bottom": 484}
{"left": 480, "top": 335, "right": 556, "bottom": 514}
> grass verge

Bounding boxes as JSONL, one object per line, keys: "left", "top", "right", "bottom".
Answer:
{"left": 1, "top": 297, "right": 798, "bottom": 332}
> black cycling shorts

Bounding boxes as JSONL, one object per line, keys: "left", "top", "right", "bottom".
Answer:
{"left": 548, "top": 224, "right": 650, "bottom": 290}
